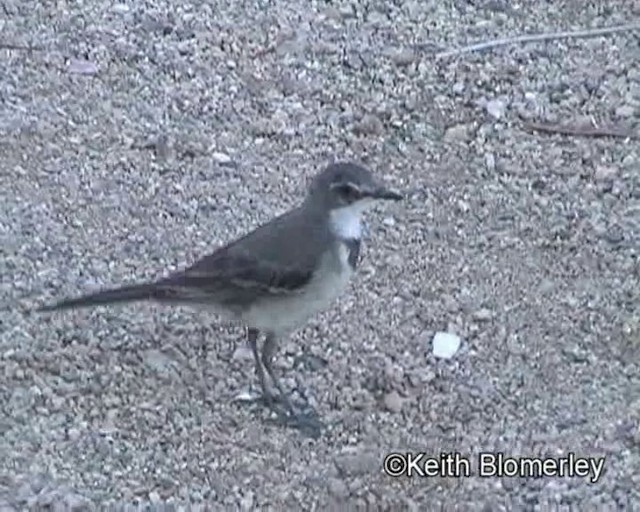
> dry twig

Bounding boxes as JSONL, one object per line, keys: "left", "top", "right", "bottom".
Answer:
{"left": 0, "top": 43, "right": 45, "bottom": 51}
{"left": 522, "top": 121, "right": 638, "bottom": 140}
{"left": 435, "top": 23, "right": 640, "bottom": 60}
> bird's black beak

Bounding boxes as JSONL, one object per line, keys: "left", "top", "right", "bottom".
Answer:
{"left": 369, "top": 186, "right": 403, "bottom": 201}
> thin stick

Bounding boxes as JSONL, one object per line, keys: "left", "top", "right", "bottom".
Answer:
{"left": 435, "top": 23, "right": 640, "bottom": 60}
{"left": 522, "top": 121, "right": 638, "bottom": 140}
{"left": 0, "top": 43, "right": 45, "bottom": 51}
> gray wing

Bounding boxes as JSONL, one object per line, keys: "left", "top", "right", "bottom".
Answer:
{"left": 153, "top": 207, "right": 331, "bottom": 308}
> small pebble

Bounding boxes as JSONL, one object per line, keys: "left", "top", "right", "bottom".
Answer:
{"left": 594, "top": 165, "right": 618, "bottom": 181}
{"left": 383, "top": 390, "right": 404, "bottom": 413}
{"left": 473, "top": 308, "right": 493, "bottom": 322}
{"left": 232, "top": 346, "right": 254, "bottom": 362}
{"left": 212, "top": 152, "right": 233, "bottom": 164}
{"left": 67, "top": 59, "right": 99, "bottom": 75}
{"left": 239, "top": 491, "right": 254, "bottom": 511}
{"left": 327, "top": 478, "right": 349, "bottom": 498}
{"left": 486, "top": 99, "right": 506, "bottom": 120}
{"left": 390, "top": 48, "right": 416, "bottom": 66}
{"left": 233, "top": 389, "right": 261, "bottom": 402}
{"left": 615, "top": 105, "right": 635, "bottom": 118}
{"left": 444, "top": 124, "right": 471, "bottom": 142}
{"left": 67, "top": 427, "right": 81, "bottom": 441}
{"left": 353, "top": 114, "right": 384, "bottom": 136}
{"left": 485, "top": 153, "right": 496, "bottom": 171}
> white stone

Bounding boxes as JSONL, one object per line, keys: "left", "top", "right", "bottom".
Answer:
{"left": 67, "top": 59, "right": 99, "bottom": 75}
{"left": 432, "top": 332, "right": 461, "bottom": 359}
{"left": 486, "top": 99, "right": 506, "bottom": 120}
{"left": 233, "top": 389, "right": 261, "bottom": 402}
{"left": 212, "top": 152, "right": 232, "bottom": 164}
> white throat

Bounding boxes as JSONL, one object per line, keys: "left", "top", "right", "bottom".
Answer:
{"left": 329, "top": 201, "right": 371, "bottom": 239}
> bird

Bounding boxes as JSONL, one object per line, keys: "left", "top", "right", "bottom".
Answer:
{"left": 37, "top": 161, "right": 403, "bottom": 435}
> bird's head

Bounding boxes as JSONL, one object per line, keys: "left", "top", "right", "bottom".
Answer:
{"left": 308, "top": 162, "right": 402, "bottom": 209}
{"left": 306, "top": 162, "right": 403, "bottom": 238}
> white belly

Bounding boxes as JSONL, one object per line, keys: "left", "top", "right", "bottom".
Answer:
{"left": 242, "top": 243, "right": 354, "bottom": 334}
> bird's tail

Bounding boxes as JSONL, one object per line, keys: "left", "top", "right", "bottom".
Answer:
{"left": 37, "top": 282, "right": 159, "bottom": 313}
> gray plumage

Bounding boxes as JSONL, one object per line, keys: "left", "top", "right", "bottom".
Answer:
{"left": 40, "top": 205, "right": 332, "bottom": 315}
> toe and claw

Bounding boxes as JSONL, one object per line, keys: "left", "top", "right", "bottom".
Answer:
{"left": 246, "top": 328, "right": 323, "bottom": 437}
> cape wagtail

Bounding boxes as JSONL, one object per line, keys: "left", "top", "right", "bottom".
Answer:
{"left": 38, "top": 161, "right": 403, "bottom": 434}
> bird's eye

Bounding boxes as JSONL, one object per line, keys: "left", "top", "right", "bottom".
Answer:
{"left": 335, "top": 183, "right": 361, "bottom": 202}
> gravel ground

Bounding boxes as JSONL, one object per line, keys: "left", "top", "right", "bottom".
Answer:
{"left": 2, "top": 0, "right": 640, "bottom": 509}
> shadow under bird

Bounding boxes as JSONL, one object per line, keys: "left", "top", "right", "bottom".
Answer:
{"left": 38, "top": 161, "right": 403, "bottom": 436}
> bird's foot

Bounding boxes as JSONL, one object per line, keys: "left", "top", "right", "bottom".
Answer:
{"left": 236, "top": 379, "right": 324, "bottom": 437}
{"left": 261, "top": 391, "right": 324, "bottom": 438}
{"left": 265, "top": 402, "right": 324, "bottom": 439}
{"left": 235, "top": 386, "right": 307, "bottom": 414}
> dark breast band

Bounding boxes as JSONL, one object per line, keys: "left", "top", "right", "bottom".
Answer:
{"left": 344, "top": 238, "right": 361, "bottom": 270}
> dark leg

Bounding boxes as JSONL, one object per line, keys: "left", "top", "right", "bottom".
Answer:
{"left": 247, "top": 328, "right": 273, "bottom": 405}
{"left": 262, "top": 333, "right": 323, "bottom": 437}
{"left": 261, "top": 333, "right": 296, "bottom": 415}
